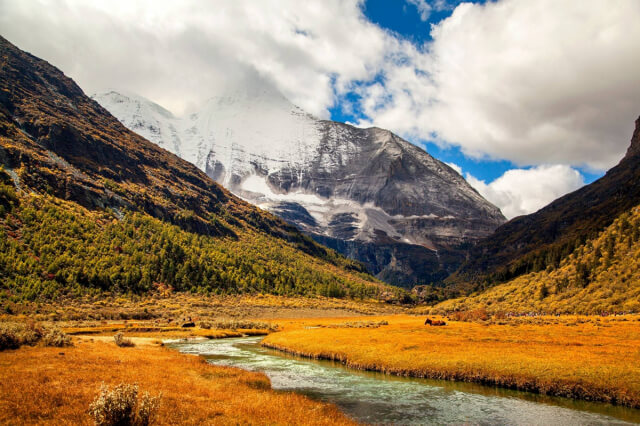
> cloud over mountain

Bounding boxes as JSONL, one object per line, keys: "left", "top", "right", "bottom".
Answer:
{"left": 363, "top": 0, "right": 640, "bottom": 171}
{"left": 465, "top": 165, "right": 584, "bottom": 219}
{"left": 2, "top": 0, "right": 638, "bottom": 210}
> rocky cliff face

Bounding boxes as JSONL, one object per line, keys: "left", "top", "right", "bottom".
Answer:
{"left": 0, "top": 35, "right": 348, "bottom": 260}
{"left": 94, "top": 87, "right": 505, "bottom": 287}
{"left": 625, "top": 116, "right": 640, "bottom": 159}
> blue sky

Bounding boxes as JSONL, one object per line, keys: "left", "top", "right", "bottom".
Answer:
{"left": 329, "top": 0, "right": 604, "bottom": 186}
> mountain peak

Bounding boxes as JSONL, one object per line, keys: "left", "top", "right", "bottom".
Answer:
{"left": 206, "top": 80, "right": 292, "bottom": 107}
{"left": 624, "top": 115, "right": 640, "bottom": 160}
{"left": 0, "top": 35, "right": 385, "bottom": 301}
{"left": 196, "top": 74, "right": 311, "bottom": 122}
{"left": 97, "top": 85, "right": 505, "bottom": 287}
{"left": 94, "top": 90, "right": 176, "bottom": 119}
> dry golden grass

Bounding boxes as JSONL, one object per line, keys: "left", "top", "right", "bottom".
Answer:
{"left": 3, "top": 293, "right": 402, "bottom": 324}
{"left": 263, "top": 314, "right": 640, "bottom": 408}
{"left": 0, "top": 338, "right": 355, "bottom": 425}
{"left": 62, "top": 323, "right": 270, "bottom": 340}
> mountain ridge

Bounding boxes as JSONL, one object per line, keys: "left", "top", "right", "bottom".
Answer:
{"left": 453, "top": 115, "right": 640, "bottom": 290}
{"left": 436, "top": 203, "right": 640, "bottom": 315}
{"left": 94, "top": 88, "right": 505, "bottom": 287}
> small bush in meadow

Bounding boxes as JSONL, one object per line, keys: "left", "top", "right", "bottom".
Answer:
{"left": 42, "top": 327, "right": 73, "bottom": 347}
{"left": 0, "top": 323, "right": 21, "bottom": 350}
{"left": 114, "top": 332, "right": 135, "bottom": 347}
{"left": 198, "top": 321, "right": 212, "bottom": 329}
{"left": 88, "top": 383, "right": 161, "bottom": 426}
{"left": 447, "top": 309, "right": 490, "bottom": 323}
{"left": 211, "top": 319, "right": 276, "bottom": 331}
{"left": 20, "top": 321, "right": 45, "bottom": 345}
{"left": 328, "top": 320, "right": 388, "bottom": 328}
{"left": 0, "top": 322, "right": 43, "bottom": 350}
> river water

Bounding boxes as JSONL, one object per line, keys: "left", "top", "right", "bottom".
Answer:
{"left": 169, "top": 336, "right": 640, "bottom": 425}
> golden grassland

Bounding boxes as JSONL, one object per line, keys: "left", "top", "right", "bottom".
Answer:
{"left": 2, "top": 293, "right": 403, "bottom": 323}
{"left": 0, "top": 337, "right": 354, "bottom": 425}
{"left": 63, "top": 323, "right": 271, "bottom": 340}
{"left": 262, "top": 314, "right": 640, "bottom": 408}
{"left": 4, "top": 300, "right": 640, "bottom": 423}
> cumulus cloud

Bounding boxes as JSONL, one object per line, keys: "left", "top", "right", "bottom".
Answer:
{"left": 0, "top": 0, "right": 397, "bottom": 117}
{"left": 1, "top": 0, "right": 638, "bottom": 213}
{"left": 362, "top": 0, "right": 640, "bottom": 171}
{"left": 2, "top": 0, "right": 638, "bottom": 170}
{"left": 465, "top": 165, "right": 585, "bottom": 219}
{"left": 406, "top": 0, "right": 452, "bottom": 22}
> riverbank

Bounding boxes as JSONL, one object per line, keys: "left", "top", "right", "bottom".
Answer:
{"left": 262, "top": 314, "right": 640, "bottom": 408}
{"left": 0, "top": 336, "right": 354, "bottom": 425}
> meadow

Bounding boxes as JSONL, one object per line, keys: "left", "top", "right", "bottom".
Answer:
{"left": 3, "top": 304, "right": 640, "bottom": 425}
{"left": 263, "top": 314, "right": 640, "bottom": 408}
{"left": 0, "top": 335, "right": 354, "bottom": 425}
{"left": 2, "top": 292, "right": 402, "bottom": 323}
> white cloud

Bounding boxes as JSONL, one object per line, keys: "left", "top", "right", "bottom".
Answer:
{"left": 406, "top": 0, "right": 452, "bottom": 22}
{"left": 465, "top": 165, "right": 585, "bottom": 219}
{"left": 361, "top": 0, "right": 640, "bottom": 171}
{"left": 1, "top": 0, "right": 638, "bottom": 214}
{"left": 406, "top": 0, "right": 433, "bottom": 21}
{"left": 0, "top": 0, "right": 397, "bottom": 117}
{"left": 2, "top": 0, "right": 638, "bottom": 171}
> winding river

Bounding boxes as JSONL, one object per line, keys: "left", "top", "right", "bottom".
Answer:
{"left": 170, "top": 336, "right": 640, "bottom": 425}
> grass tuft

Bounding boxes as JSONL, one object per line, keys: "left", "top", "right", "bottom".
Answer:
{"left": 114, "top": 332, "right": 135, "bottom": 348}
{"left": 89, "top": 382, "right": 160, "bottom": 426}
{"left": 0, "top": 321, "right": 71, "bottom": 350}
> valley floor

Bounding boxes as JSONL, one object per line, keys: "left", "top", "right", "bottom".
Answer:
{"left": 0, "top": 336, "right": 353, "bottom": 425}
{"left": 263, "top": 314, "right": 640, "bottom": 408}
{"left": 2, "top": 304, "right": 640, "bottom": 424}
{"left": 4, "top": 293, "right": 403, "bottom": 322}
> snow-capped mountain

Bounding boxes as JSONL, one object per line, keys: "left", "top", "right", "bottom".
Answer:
{"left": 93, "top": 86, "right": 506, "bottom": 287}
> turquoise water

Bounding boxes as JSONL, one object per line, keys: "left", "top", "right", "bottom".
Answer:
{"left": 170, "top": 336, "right": 640, "bottom": 425}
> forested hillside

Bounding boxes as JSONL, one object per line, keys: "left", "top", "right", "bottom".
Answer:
{"left": 0, "top": 36, "right": 390, "bottom": 302}
{"left": 435, "top": 205, "right": 640, "bottom": 314}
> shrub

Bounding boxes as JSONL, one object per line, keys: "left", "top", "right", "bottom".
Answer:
{"left": 136, "top": 390, "right": 161, "bottom": 426}
{"left": 210, "top": 319, "right": 276, "bottom": 331}
{"left": 42, "top": 327, "right": 73, "bottom": 347}
{"left": 198, "top": 321, "right": 212, "bottom": 329}
{"left": 330, "top": 320, "right": 389, "bottom": 328}
{"left": 88, "top": 383, "right": 161, "bottom": 426}
{"left": 114, "top": 332, "right": 135, "bottom": 348}
{"left": 447, "top": 309, "right": 490, "bottom": 323}
{"left": 19, "top": 321, "right": 45, "bottom": 345}
{"left": 0, "top": 322, "right": 43, "bottom": 350}
{"left": 0, "top": 323, "right": 21, "bottom": 350}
